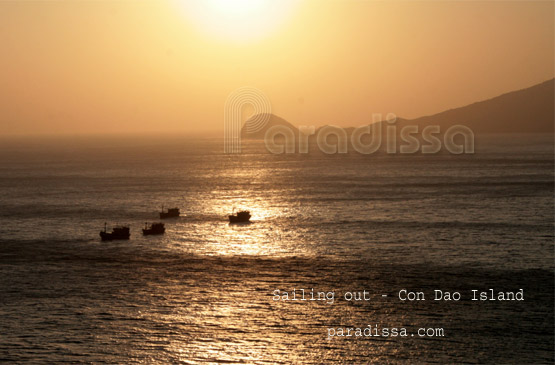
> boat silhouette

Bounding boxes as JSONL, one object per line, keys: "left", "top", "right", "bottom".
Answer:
{"left": 229, "top": 210, "right": 251, "bottom": 224}
{"left": 160, "top": 207, "right": 180, "bottom": 219}
{"left": 100, "top": 223, "right": 130, "bottom": 241}
{"left": 143, "top": 222, "right": 165, "bottom": 235}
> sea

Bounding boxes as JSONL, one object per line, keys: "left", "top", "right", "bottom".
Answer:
{"left": 0, "top": 134, "right": 553, "bottom": 363}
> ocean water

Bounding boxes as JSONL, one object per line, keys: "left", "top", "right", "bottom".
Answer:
{"left": 0, "top": 134, "right": 553, "bottom": 363}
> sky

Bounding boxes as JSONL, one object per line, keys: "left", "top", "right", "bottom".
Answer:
{"left": 0, "top": 0, "right": 553, "bottom": 135}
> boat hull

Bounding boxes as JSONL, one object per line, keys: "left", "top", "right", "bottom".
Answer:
{"left": 229, "top": 215, "right": 251, "bottom": 224}
{"left": 99, "top": 231, "right": 130, "bottom": 241}
{"left": 160, "top": 208, "right": 180, "bottom": 219}
{"left": 159, "top": 213, "right": 179, "bottom": 219}
{"left": 142, "top": 228, "right": 165, "bottom": 235}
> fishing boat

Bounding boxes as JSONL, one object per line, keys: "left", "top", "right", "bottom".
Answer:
{"left": 100, "top": 223, "right": 130, "bottom": 241}
{"left": 229, "top": 210, "right": 251, "bottom": 223}
{"left": 143, "top": 222, "right": 165, "bottom": 235}
{"left": 160, "top": 207, "right": 180, "bottom": 219}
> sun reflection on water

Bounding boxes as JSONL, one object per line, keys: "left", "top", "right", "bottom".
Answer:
{"left": 163, "top": 180, "right": 312, "bottom": 257}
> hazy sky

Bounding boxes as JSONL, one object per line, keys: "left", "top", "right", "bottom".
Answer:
{"left": 0, "top": 0, "right": 553, "bottom": 135}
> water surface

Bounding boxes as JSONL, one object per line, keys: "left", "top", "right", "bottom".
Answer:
{"left": 0, "top": 134, "right": 553, "bottom": 363}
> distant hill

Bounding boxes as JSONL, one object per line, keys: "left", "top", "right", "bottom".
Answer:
{"left": 241, "top": 79, "right": 554, "bottom": 138}
{"left": 406, "top": 78, "right": 554, "bottom": 133}
{"left": 241, "top": 113, "right": 299, "bottom": 139}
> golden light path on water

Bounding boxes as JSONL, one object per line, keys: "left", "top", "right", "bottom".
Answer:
{"left": 190, "top": 195, "right": 296, "bottom": 257}
{"left": 158, "top": 164, "right": 335, "bottom": 361}
{"left": 162, "top": 160, "right": 321, "bottom": 257}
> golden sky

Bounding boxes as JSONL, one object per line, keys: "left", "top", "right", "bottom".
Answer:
{"left": 0, "top": 0, "right": 553, "bottom": 135}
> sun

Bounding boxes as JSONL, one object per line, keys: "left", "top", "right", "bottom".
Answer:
{"left": 178, "top": 0, "right": 300, "bottom": 44}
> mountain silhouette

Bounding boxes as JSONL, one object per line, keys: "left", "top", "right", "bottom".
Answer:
{"left": 241, "top": 113, "right": 299, "bottom": 139}
{"left": 406, "top": 78, "right": 554, "bottom": 133}
{"left": 241, "top": 78, "right": 554, "bottom": 138}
